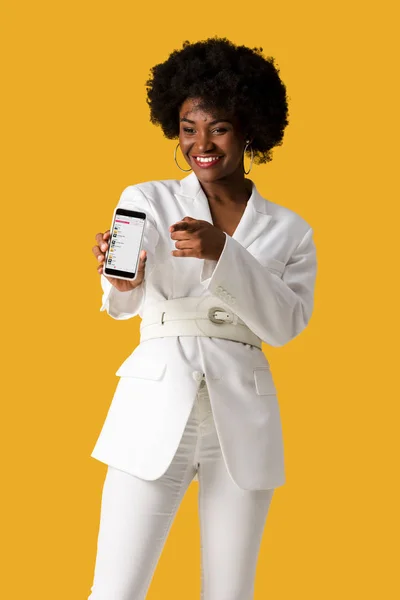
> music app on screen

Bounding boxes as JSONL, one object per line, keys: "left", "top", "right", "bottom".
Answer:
{"left": 107, "top": 214, "right": 145, "bottom": 273}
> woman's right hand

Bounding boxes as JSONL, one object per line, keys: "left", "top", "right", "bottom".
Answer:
{"left": 92, "top": 230, "right": 147, "bottom": 292}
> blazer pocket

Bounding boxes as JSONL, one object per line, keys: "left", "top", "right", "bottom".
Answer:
{"left": 263, "top": 258, "right": 286, "bottom": 277}
{"left": 253, "top": 256, "right": 286, "bottom": 277}
{"left": 116, "top": 358, "right": 167, "bottom": 380}
{"left": 253, "top": 367, "right": 277, "bottom": 395}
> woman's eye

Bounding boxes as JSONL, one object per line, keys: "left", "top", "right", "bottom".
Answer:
{"left": 182, "top": 127, "right": 227, "bottom": 134}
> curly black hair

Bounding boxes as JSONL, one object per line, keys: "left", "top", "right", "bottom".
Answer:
{"left": 145, "top": 36, "right": 289, "bottom": 165}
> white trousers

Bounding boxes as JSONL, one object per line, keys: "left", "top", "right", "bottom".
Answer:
{"left": 88, "top": 377, "right": 275, "bottom": 600}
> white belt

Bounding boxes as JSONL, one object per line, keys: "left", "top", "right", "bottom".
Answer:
{"left": 140, "top": 296, "right": 262, "bottom": 349}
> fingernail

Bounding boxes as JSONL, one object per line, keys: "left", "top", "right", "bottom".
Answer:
{"left": 101, "top": 244, "right": 107, "bottom": 251}
{"left": 98, "top": 255, "right": 103, "bottom": 261}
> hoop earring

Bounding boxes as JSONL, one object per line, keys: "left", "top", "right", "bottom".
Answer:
{"left": 243, "top": 140, "right": 254, "bottom": 175}
{"left": 174, "top": 143, "right": 192, "bottom": 172}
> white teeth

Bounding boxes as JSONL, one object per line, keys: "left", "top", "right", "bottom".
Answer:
{"left": 196, "top": 156, "right": 220, "bottom": 163}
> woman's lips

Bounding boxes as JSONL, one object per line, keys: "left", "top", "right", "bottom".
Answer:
{"left": 191, "top": 156, "right": 223, "bottom": 168}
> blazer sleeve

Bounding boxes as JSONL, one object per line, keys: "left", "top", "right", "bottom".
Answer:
{"left": 99, "top": 185, "right": 159, "bottom": 320}
{"left": 199, "top": 227, "right": 317, "bottom": 347}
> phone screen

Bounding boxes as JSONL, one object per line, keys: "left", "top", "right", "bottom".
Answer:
{"left": 104, "top": 209, "right": 146, "bottom": 279}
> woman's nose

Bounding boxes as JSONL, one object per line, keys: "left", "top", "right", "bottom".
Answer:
{"left": 193, "top": 143, "right": 217, "bottom": 154}
{"left": 193, "top": 132, "right": 216, "bottom": 154}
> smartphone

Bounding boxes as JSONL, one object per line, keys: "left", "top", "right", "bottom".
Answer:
{"left": 103, "top": 207, "right": 147, "bottom": 280}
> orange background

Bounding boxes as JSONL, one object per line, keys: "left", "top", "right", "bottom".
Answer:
{"left": 1, "top": 1, "right": 399, "bottom": 598}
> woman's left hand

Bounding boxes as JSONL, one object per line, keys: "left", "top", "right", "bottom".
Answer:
{"left": 170, "top": 217, "right": 226, "bottom": 261}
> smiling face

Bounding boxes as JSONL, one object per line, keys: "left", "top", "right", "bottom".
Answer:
{"left": 178, "top": 97, "right": 251, "bottom": 183}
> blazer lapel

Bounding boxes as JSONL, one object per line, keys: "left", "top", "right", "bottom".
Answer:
{"left": 174, "top": 172, "right": 273, "bottom": 251}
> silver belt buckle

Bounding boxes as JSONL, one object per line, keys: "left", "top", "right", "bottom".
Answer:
{"left": 208, "top": 307, "right": 233, "bottom": 324}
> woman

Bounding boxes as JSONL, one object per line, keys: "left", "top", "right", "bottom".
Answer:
{"left": 88, "top": 36, "right": 317, "bottom": 600}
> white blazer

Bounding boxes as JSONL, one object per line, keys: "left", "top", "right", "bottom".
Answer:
{"left": 90, "top": 171, "right": 317, "bottom": 490}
